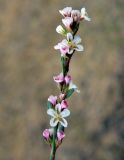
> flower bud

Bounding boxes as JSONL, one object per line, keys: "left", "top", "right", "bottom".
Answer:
{"left": 71, "top": 10, "right": 81, "bottom": 22}
{"left": 61, "top": 100, "right": 68, "bottom": 109}
{"left": 62, "top": 17, "right": 73, "bottom": 31}
{"left": 48, "top": 95, "right": 57, "bottom": 105}
{"left": 43, "top": 129, "right": 50, "bottom": 141}
{"left": 65, "top": 75, "right": 72, "bottom": 85}
{"left": 59, "top": 7, "right": 72, "bottom": 17}
{"left": 53, "top": 73, "right": 64, "bottom": 83}
{"left": 57, "top": 131, "right": 65, "bottom": 141}
{"left": 59, "top": 93, "right": 65, "bottom": 101}
{"left": 56, "top": 25, "right": 66, "bottom": 35}
{"left": 54, "top": 39, "right": 70, "bottom": 56}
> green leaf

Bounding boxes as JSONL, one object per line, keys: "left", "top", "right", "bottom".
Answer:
{"left": 65, "top": 89, "right": 75, "bottom": 99}
{"left": 61, "top": 56, "right": 65, "bottom": 66}
{"left": 61, "top": 56, "right": 70, "bottom": 76}
{"left": 61, "top": 57, "right": 66, "bottom": 75}
{"left": 47, "top": 101, "right": 52, "bottom": 109}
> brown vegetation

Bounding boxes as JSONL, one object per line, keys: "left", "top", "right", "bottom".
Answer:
{"left": 0, "top": 0, "right": 124, "bottom": 160}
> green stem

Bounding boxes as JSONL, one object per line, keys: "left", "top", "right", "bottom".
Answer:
{"left": 50, "top": 126, "right": 58, "bottom": 160}
{"left": 49, "top": 25, "right": 79, "bottom": 160}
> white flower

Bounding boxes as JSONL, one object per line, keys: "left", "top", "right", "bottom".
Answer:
{"left": 47, "top": 104, "right": 70, "bottom": 127}
{"left": 62, "top": 17, "right": 73, "bottom": 31}
{"left": 80, "top": 8, "right": 91, "bottom": 21}
{"left": 71, "top": 10, "right": 81, "bottom": 22}
{"left": 54, "top": 39, "right": 70, "bottom": 56}
{"left": 54, "top": 33, "right": 84, "bottom": 55}
{"left": 69, "top": 81, "right": 80, "bottom": 93}
{"left": 67, "top": 33, "right": 84, "bottom": 53}
{"left": 56, "top": 25, "right": 66, "bottom": 35}
{"left": 59, "top": 7, "right": 72, "bottom": 17}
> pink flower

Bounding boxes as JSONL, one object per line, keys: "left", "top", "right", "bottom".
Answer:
{"left": 54, "top": 39, "right": 70, "bottom": 56}
{"left": 59, "top": 93, "right": 65, "bottom": 100}
{"left": 71, "top": 10, "right": 81, "bottom": 22}
{"left": 48, "top": 95, "right": 57, "bottom": 105}
{"left": 59, "top": 7, "right": 72, "bottom": 17}
{"left": 61, "top": 100, "right": 68, "bottom": 109}
{"left": 43, "top": 129, "right": 51, "bottom": 140}
{"left": 57, "top": 131, "right": 65, "bottom": 141}
{"left": 65, "top": 75, "right": 72, "bottom": 85}
{"left": 59, "top": 7, "right": 91, "bottom": 23}
{"left": 71, "top": 8, "right": 91, "bottom": 22}
{"left": 53, "top": 73, "right": 64, "bottom": 83}
{"left": 59, "top": 40, "right": 69, "bottom": 56}
{"left": 62, "top": 17, "right": 73, "bottom": 31}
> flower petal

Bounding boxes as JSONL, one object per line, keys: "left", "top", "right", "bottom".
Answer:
{"left": 73, "top": 35, "right": 82, "bottom": 44}
{"left": 53, "top": 73, "right": 64, "bottom": 83}
{"left": 75, "top": 44, "right": 84, "bottom": 51}
{"left": 67, "top": 33, "right": 73, "bottom": 41}
{"left": 57, "top": 131, "right": 65, "bottom": 141}
{"left": 81, "top": 8, "right": 86, "bottom": 15}
{"left": 43, "top": 129, "right": 50, "bottom": 140}
{"left": 64, "top": 75, "right": 72, "bottom": 85}
{"left": 75, "top": 88, "right": 80, "bottom": 93}
{"left": 62, "top": 17, "right": 73, "bottom": 30}
{"left": 62, "top": 39, "right": 68, "bottom": 45}
{"left": 48, "top": 95, "right": 57, "bottom": 105}
{"left": 81, "top": 8, "right": 91, "bottom": 21}
{"left": 47, "top": 109, "right": 55, "bottom": 117}
{"left": 56, "top": 25, "right": 66, "bottom": 35}
{"left": 60, "top": 46, "right": 69, "bottom": 55}
{"left": 71, "top": 10, "right": 81, "bottom": 22}
{"left": 50, "top": 117, "right": 59, "bottom": 127}
{"left": 68, "top": 49, "right": 74, "bottom": 54}
{"left": 69, "top": 81, "right": 80, "bottom": 93}
{"left": 59, "top": 7, "right": 72, "bottom": 17}
{"left": 60, "top": 118, "right": 68, "bottom": 127}
{"left": 54, "top": 44, "right": 60, "bottom": 50}
{"left": 84, "top": 15, "right": 91, "bottom": 21}
{"left": 60, "top": 109, "right": 70, "bottom": 118}
{"left": 55, "top": 103, "right": 62, "bottom": 112}
{"left": 61, "top": 100, "right": 68, "bottom": 109}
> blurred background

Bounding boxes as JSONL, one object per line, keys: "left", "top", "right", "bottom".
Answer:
{"left": 0, "top": 0, "right": 124, "bottom": 160}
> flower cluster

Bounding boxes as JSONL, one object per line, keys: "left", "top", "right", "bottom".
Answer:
{"left": 43, "top": 96, "right": 69, "bottom": 147}
{"left": 53, "top": 73, "right": 80, "bottom": 93}
{"left": 54, "top": 33, "right": 83, "bottom": 56}
{"left": 54, "top": 7, "right": 90, "bottom": 57}
{"left": 42, "top": 6, "right": 90, "bottom": 159}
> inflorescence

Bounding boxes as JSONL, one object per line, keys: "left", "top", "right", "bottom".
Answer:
{"left": 42, "top": 6, "right": 91, "bottom": 160}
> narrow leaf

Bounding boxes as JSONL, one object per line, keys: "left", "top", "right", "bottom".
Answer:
{"left": 47, "top": 101, "right": 52, "bottom": 109}
{"left": 65, "top": 89, "right": 75, "bottom": 99}
{"left": 61, "top": 57, "right": 66, "bottom": 75}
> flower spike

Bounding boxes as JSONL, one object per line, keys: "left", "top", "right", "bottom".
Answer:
{"left": 43, "top": 6, "right": 90, "bottom": 160}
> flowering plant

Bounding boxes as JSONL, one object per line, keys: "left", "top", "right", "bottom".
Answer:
{"left": 43, "top": 6, "right": 90, "bottom": 160}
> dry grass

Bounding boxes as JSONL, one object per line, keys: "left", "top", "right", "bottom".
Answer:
{"left": 0, "top": 0, "right": 124, "bottom": 159}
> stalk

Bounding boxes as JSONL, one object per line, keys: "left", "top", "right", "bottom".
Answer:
{"left": 43, "top": 6, "right": 91, "bottom": 160}
{"left": 50, "top": 126, "right": 58, "bottom": 160}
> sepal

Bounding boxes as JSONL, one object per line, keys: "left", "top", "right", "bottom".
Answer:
{"left": 65, "top": 88, "right": 75, "bottom": 99}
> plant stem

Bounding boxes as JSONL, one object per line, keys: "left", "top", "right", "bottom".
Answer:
{"left": 49, "top": 27, "right": 78, "bottom": 160}
{"left": 49, "top": 126, "right": 58, "bottom": 160}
